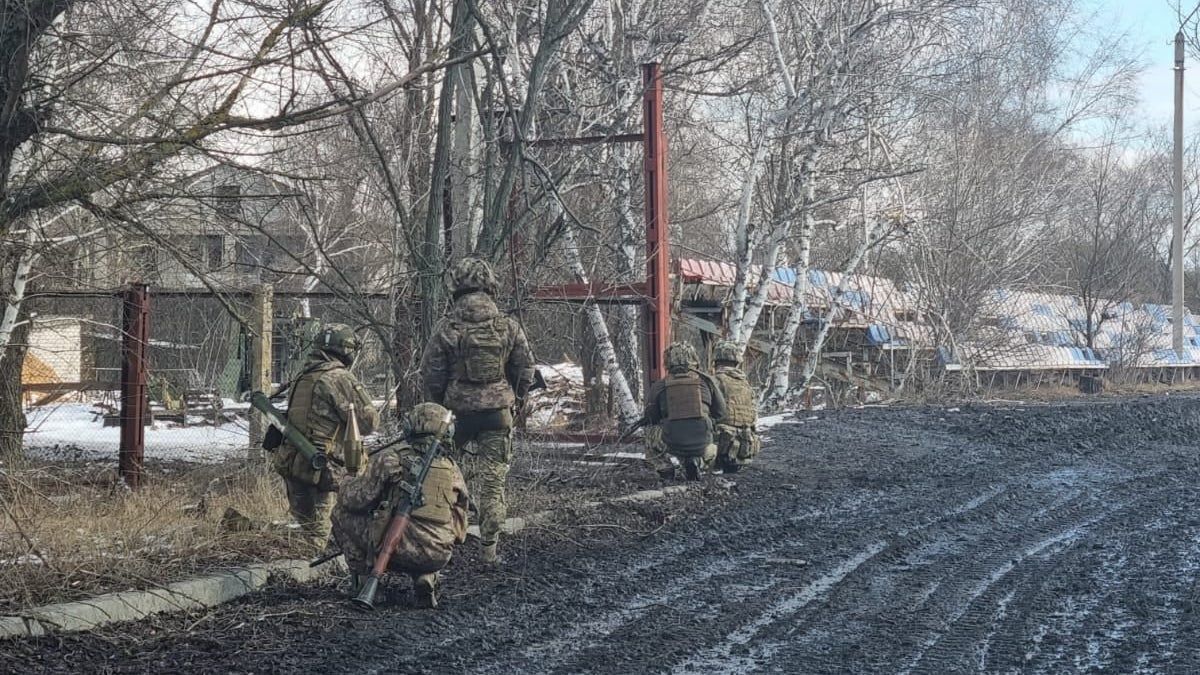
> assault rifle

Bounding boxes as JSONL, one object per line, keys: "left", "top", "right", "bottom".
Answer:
{"left": 250, "top": 391, "right": 328, "bottom": 471}
{"left": 353, "top": 409, "right": 454, "bottom": 610}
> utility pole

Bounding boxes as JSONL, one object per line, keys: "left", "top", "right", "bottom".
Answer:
{"left": 1174, "top": 30, "right": 1186, "bottom": 357}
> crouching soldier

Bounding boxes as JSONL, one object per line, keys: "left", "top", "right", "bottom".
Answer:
{"left": 644, "top": 342, "right": 727, "bottom": 480}
{"left": 330, "top": 402, "right": 469, "bottom": 609}
{"left": 711, "top": 340, "right": 760, "bottom": 473}
{"left": 273, "top": 323, "right": 379, "bottom": 550}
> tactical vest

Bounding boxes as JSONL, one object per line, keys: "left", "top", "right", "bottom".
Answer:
{"left": 454, "top": 317, "right": 508, "bottom": 385}
{"left": 716, "top": 368, "right": 757, "bottom": 427}
{"left": 388, "top": 446, "right": 458, "bottom": 526}
{"left": 661, "top": 371, "right": 712, "bottom": 457}
{"left": 287, "top": 362, "right": 343, "bottom": 452}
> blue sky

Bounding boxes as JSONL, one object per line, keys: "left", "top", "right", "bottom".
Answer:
{"left": 1087, "top": 0, "right": 1200, "bottom": 126}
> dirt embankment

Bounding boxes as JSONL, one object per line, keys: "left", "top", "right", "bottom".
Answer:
{"left": 8, "top": 396, "right": 1200, "bottom": 674}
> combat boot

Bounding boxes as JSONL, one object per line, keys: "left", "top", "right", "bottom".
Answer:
{"left": 481, "top": 540, "right": 500, "bottom": 566}
{"left": 414, "top": 573, "right": 439, "bottom": 609}
{"left": 683, "top": 457, "right": 702, "bottom": 481}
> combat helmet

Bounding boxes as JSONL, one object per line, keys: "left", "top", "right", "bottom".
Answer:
{"left": 664, "top": 342, "right": 699, "bottom": 374}
{"left": 403, "top": 402, "right": 455, "bottom": 440}
{"left": 447, "top": 257, "right": 499, "bottom": 297}
{"left": 713, "top": 340, "right": 742, "bottom": 366}
{"left": 315, "top": 323, "right": 360, "bottom": 366}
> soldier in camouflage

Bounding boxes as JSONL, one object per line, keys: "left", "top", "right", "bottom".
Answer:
{"left": 331, "top": 402, "right": 468, "bottom": 608}
{"left": 272, "top": 323, "right": 380, "bottom": 550}
{"left": 643, "top": 342, "right": 727, "bottom": 481}
{"left": 420, "top": 257, "right": 535, "bottom": 565}
{"left": 711, "top": 340, "right": 760, "bottom": 473}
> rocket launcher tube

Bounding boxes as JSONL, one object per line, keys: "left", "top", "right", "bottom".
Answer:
{"left": 250, "top": 391, "right": 328, "bottom": 471}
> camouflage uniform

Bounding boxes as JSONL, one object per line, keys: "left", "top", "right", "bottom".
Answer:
{"left": 331, "top": 403, "right": 468, "bottom": 608}
{"left": 420, "top": 258, "right": 535, "bottom": 562}
{"left": 712, "top": 340, "right": 760, "bottom": 473}
{"left": 644, "top": 343, "right": 727, "bottom": 480}
{"left": 272, "top": 324, "right": 379, "bottom": 549}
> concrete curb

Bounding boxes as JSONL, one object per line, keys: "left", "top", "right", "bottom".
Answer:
{"left": 2, "top": 483, "right": 699, "bottom": 639}
{"left": 0, "top": 559, "right": 330, "bottom": 639}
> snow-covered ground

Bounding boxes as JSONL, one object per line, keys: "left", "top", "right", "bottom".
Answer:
{"left": 22, "top": 404, "right": 250, "bottom": 463}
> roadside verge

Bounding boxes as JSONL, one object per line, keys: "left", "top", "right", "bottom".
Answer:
{"left": 1, "top": 483, "right": 698, "bottom": 638}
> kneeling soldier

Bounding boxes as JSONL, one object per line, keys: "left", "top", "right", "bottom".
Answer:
{"left": 331, "top": 402, "right": 469, "bottom": 608}
{"left": 711, "top": 340, "right": 760, "bottom": 473}
{"left": 644, "top": 342, "right": 727, "bottom": 480}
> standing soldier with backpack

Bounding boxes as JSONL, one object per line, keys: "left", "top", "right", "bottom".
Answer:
{"left": 421, "top": 258, "right": 535, "bottom": 565}
{"left": 273, "top": 323, "right": 380, "bottom": 550}
{"left": 643, "top": 342, "right": 727, "bottom": 480}
{"left": 711, "top": 340, "right": 760, "bottom": 473}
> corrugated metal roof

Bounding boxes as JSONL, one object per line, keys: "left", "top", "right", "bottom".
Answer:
{"left": 678, "top": 257, "right": 1200, "bottom": 369}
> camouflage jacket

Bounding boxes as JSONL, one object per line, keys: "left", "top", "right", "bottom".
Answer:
{"left": 331, "top": 440, "right": 469, "bottom": 575}
{"left": 273, "top": 351, "right": 380, "bottom": 485}
{"left": 714, "top": 366, "right": 757, "bottom": 428}
{"left": 420, "top": 291, "right": 535, "bottom": 413}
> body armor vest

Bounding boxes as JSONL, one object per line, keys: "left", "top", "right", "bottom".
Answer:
{"left": 716, "top": 367, "right": 757, "bottom": 427}
{"left": 287, "top": 362, "right": 342, "bottom": 452}
{"left": 661, "top": 371, "right": 711, "bottom": 457}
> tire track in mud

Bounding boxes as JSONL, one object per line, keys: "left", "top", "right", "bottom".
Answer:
{"left": 695, "top": 465, "right": 1177, "bottom": 674}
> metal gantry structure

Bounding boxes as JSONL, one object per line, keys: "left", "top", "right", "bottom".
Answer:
{"left": 530, "top": 62, "right": 672, "bottom": 396}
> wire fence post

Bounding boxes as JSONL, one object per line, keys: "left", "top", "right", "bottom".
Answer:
{"left": 247, "top": 283, "right": 273, "bottom": 461}
{"left": 119, "top": 284, "right": 149, "bottom": 489}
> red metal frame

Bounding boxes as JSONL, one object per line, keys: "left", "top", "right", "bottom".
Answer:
{"left": 529, "top": 64, "right": 671, "bottom": 430}
{"left": 530, "top": 281, "right": 649, "bottom": 302}
{"left": 119, "top": 284, "right": 149, "bottom": 488}
{"left": 642, "top": 62, "right": 670, "bottom": 388}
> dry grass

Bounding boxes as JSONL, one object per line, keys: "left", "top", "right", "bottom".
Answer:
{"left": 0, "top": 459, "right": 309, "bottom": 613}
{"left": 0, "top": 442, "right": 662, "bottom": 614}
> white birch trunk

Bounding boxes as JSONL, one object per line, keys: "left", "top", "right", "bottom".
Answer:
{"left": 728, "top": 131, "right": 772, "bottom": 345}
{"left": 0, "top": 229, "right": 37, "bottom": 365}
{"left": 560, "top": 223, "right": 641, "bottom": 426}
{"left": 610, "top": 141, "right": 643, "bottom": 402}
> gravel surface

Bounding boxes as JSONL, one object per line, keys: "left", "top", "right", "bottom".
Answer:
{"left": 7, "top": 394, "right": 1200, "bottom": 674}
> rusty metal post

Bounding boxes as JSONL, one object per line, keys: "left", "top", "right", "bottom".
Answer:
{"left": 642, "top": 62, "right": 670, "bottom": 392}
{"left": 119, "top": 284, "right": 149, "bottom": 489}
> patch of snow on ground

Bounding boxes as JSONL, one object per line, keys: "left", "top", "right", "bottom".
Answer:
{"left": 23, "top": 403, "right": 250, "bottom": 463}
{"left": 759, "top": 412, "right": 800, "bottom": 430}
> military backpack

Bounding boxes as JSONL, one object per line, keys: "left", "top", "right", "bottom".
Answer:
{"left": 455, "top": 317, "right": 508, "bottom": 385}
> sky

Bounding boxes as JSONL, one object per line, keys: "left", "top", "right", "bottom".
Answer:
{"left": 1089, "top": 0, "right": 1200, "bottom": 127}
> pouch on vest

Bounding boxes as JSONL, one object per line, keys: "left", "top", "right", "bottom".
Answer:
{"left": 457, "top": 318, "right": 507, "bottom": 384}
{"left": 263, "top": 425, "right": 283, "bottom": 451}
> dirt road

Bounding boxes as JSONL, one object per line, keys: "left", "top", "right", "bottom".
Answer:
{"left": 8, "top": 395, "right": 1200, "bottom": 674}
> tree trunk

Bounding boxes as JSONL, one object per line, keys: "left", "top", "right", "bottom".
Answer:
{"left": 610, "top": 142, "right": 643, "bottom": 402}
{"left": 560, "top": 223, "right": 640, "bottom": 426}
{"left": 0, "top": 312, "right": 29, "bottom": 462}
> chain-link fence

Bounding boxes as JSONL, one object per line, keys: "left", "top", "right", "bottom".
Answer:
{"left": 18, "top": 289, "right": 396, "bottom": 467}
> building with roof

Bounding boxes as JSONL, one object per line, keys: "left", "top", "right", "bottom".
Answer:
{"left": 677, "top": 257, "right": 1200, "bottom": 388}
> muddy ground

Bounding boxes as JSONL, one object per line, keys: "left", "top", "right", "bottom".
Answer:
{"left": 7, "top": 395, "right": 1200, "bottom": 674}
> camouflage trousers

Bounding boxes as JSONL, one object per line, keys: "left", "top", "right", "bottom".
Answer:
{"left": 284, "top": 478, "right": 335, "bottom": 549}
{"left": 644, "top": 424, "right": 716, "bottom": 474}
{"left": 455, "top": 412, "right": 512, "bottom": 545}
{"left": 715, "top": 424, "right": 760, "bottom": 469}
